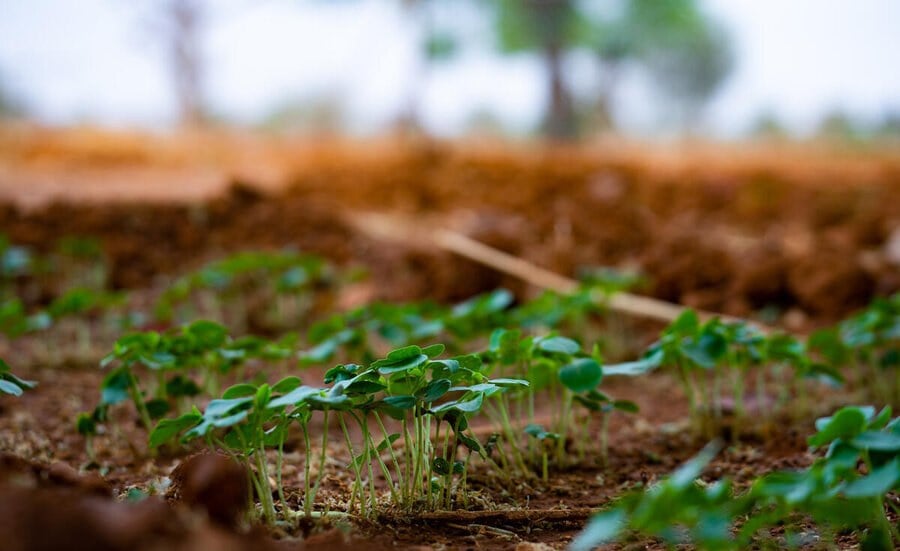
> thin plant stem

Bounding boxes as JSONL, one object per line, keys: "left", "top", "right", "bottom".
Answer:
{"left": 338, "top": 413, "right": 365, "bottom": 517}
{"left": 309, "top": 408, "right": 330, "bottom": 515}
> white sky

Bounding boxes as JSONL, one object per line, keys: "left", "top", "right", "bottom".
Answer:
{"left": 1, "top": 0, "right": 899, "bottom": 137}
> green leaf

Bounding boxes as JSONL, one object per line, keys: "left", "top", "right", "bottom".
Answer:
{"left": 558, "top": 358, "right": 603, "bottom": 393}
{"left": 268, "top": 385, "right": 321, "bottom": 409}
{"left": 850, "top": 431, "right": 900, "bottom": 452}
{"left": 458, "top": 433, "right": 482, "bottom": 453}
{"left": 186, "top": 320, "right": 228, "bottom": 348}
{"left": 432, "top": 392, "right": 484, "bottom": 414}
{"left": 385, "top": 345, "right": 423, "bottom": 362}
{"left": 344, "top": 379, "right": 386, "bottom": 396}
{"left": 809, "top": 407, "right": 869, "bottom": 448}
{"left": 382, "top": 395, "right": 416, "bottom": 410}
{"left": 803, "top": 363, "right": 844, "bottom": 386}
{"left": 377, "top": 433, "right": 401, "bottom": 452}
{"left": 149, "top": 410, "right": 202, "bottom": 448}
{"left": 681, "top": 330, "right": 727, "bottom": 369}
{"left": 76, "top": 412, "right": 97, "bottom": 436}
{"left": 420, "top": 378, "right": 451, "bottom": 402}
{"left": 0, "top": 379, "right": 23, "bottom": 396}
{"left": 100, "top": 367, "right": 132, "bottom": 405}
{"left": 166, "top": 375, "right": 200, "bottom": 397}
{"left": 524, "top": 423, "right": 559, "bottom": 441}
{"left": 841, "top": 458, "right": 900, "bottom": 498}
{"left": 570, "top": 509, "right": 627, "bottom": 551}
{"left": 536, "top": 336, "right": 581, "bottom": 356}
{"left": 144, "top": 399, "right": 170, "bottom": 419}
{"left": 323, "top": 364, "right": 361, "bottom": 384}
{"left": 204, "top": 397, "right": 253, "bottom": 418}
{"left": 222, "top": 384, "right": 257, "bottom": 399}
{"left": 670, "top": 441, "right": 721, "bottom": 489}
{"left": 611, "top": 400, "right": 639, "bottom": 413}
{"left": 490, "top": 328, "right": 522, "bottom": 364}
{"left": 602, "top": 352, "right": 662, "bottom": 376}
{"left": 431, "top": 457, "right": 451, "bottom": 475}
{"left": 869, "top": 406, "right": 893, "bottom": 430}
{"left": 455, "top": 355, "right": 482, "bottom": 371}
{"left": 527, "top": 359, "right": 555, "bottom": 390}
{"left": 427, "top": 358, "right": 460, "bottom": 372}
{"left": 272, "top": 376, "right": 302, "bottom": 394}
{"left": 670, "top": 309, "right": 700, "bottom": 335}
{"left": 373, "top": 348, "right": 429, "bottom": 374}
{"left": 421, "top": 343, "right": 445, "bottom": 358}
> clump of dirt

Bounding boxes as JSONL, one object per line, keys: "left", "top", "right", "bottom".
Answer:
{"left": 2, "top": 143, "right": 899, "bottom": 327}
{"left": 167, "top": 453, "right": 250, "bottom": 529}
{"left": 641, "top": 233, "right": 736, "bottom": 311}
{"left": 0, "top": 453, "right": 282, "bottom": 551}
{"left": 787, "top": 248, "right": 876, "bottom": 317}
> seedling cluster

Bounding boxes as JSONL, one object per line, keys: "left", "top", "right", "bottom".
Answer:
{"left": 573, "top": 405, "right": 900, "bottom": 550}
{"left": 1, "top": 229, "right": 898, "bottom": 548}
{"left": 150, "top": 343, "right": 525, "bottom": 520}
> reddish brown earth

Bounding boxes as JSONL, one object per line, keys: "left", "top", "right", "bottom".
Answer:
{"left": 0, "top": 127, "right": 898, "bottom": 549}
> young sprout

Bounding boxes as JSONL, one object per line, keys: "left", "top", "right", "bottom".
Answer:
{"left": 630, "top": 310, "right": 833, "bottom": 439}
{"left": 572, "top": 390, "right": 638, "bottom": 465}
{"left": 524, "top": 424, "right": 559, "bottom": 481}
{"left": 821, "top": 294, "right": 900, "bottom": 407}
{"left": 80, "top": 321, "right": 289, "bottom": 445}
{"left": 154, "top": 250, "right": 332, "bottom": 331}
{"left": 573, "top": 406, "right": 900, "bottom": 550}
{"left": 483, "top": 329, "right": 636, "bottom": 476}
{"left": 55, "top": 236, "right": 108, "bottom": 289}
{"left": 150, "top": 376, "right": 316, "bottom": 526}
{"left": 0, "top": 358, "right": 36, "bottom": 396}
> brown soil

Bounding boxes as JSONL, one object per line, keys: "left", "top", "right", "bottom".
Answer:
{"left": 0, "top": 127, "right": 898, "bottom": 549}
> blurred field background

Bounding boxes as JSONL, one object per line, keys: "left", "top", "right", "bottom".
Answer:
{"left": 0, "top": 0, "right": 898, "bottom": 326}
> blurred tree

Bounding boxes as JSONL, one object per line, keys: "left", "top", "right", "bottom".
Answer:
{"left": 873, "top": 112, "right": 900, "bottom": 141}
{"left": 749, "top": 110, "right": 790, "bottom": 140}
{"left": 396, "top": 0, "right": 462, "bottom": 133}
{"left": 166, "top": 0, "right": 206, "bottom": 127}
{"left": 259, "top": 92, "right": 346, "bottom": 135}
{"left": 0, "top": 74, "right": 26, "bottom": 120}
{"left": 815, "top": 110, "right": 867, "bottom": 143}
{"left": 619, "top": 0, "right": 733, "bottom": 130}
{"left": 489, "top": 0, "right": 593, "bottom": 139}
{"left": 486, "top": 0, "right": 732, "bottom": 138}
{"left": 141, "top": 0, "right": 207, "bottom": 127}
{"left": 319, "top": 0, "right": 463, "bottom": 133}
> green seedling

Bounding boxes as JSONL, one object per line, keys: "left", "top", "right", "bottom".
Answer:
{"left": 0, "top": 234, "right": 33, "bottom": 295}
{"left": 0, "top": 298, "right": 51, "bottom": 337}
{"left": 572, "top": 390, "right": 638, "bottom": 465}
{"left": 80, "top": 321, "right": 291, "bottom": 442}
{"left": 299, "top": 283, "right": 626, "bottom": 368}
{"left": 573, "top": 405, "right": 900, "bottom": 550}
{"left": 811, "top": 294, "right": 900, "bottom": 407}
{"left": 524, "top": 423, "right": 559, "bottom": 481}
{"left": 152, "top": 343, "right": 523, "bottom": 521}
{"left": 150, "top": 376, "right": 316, "bottom": 525}
{"left": 326, "top": 343, "right": 517, "bottom": 515}
{"left": 0, "top": 358, "right": 36, "bottom": 396}
{"left": 627, "top": 310, "right": 835, "bottom": 439}
{"left": 484, "top": 329, "right": 637, "bottom": 475}
{"left": 747, "top": 405, "right": 900, "bottom": 549}
{"left": 55, "top": 236, "right": 108, "bottom": 289}
{"left": 155, "top": 250, "right": 332, "bottom": 332}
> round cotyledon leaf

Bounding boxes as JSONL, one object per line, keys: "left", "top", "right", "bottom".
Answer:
{"left": 558, "top": 358, "right": 603, "bottom": 393}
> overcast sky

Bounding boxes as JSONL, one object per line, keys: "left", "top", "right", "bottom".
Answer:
{"left": 1, "top": 0, "right": 899, "bottom": 137}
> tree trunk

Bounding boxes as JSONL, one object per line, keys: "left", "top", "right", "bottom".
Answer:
{"left": 394, "top": 0, "right": 426, "bottom": 135}
{"left": 542, "top": 44, "right": 576, "bottom": 140}
{"left": 169, "top": 0, "right": 205, "bottom": 128}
